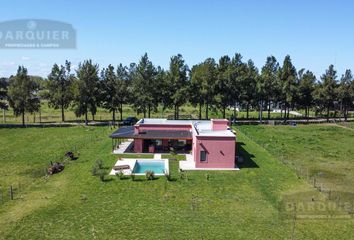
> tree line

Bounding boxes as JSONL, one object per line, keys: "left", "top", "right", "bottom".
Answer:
{"left": 0, "top": 53, "right": 353, "bottom": 126}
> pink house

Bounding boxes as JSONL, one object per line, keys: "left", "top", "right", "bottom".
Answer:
{"left": 110, "top": 118, "right": 236, "bottom": 169}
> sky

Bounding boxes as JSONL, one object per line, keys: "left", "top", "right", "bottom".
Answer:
{"left": 0, "top": 0, "right": 354, "bottom": 79}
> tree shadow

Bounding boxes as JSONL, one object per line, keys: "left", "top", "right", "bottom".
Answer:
{"left": 236, "top": 142, "right": 259, "bottom": 168}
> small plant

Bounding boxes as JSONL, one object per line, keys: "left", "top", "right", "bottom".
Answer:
{"left": 95, "top": 159, "right": 104, "bottom": 169}
{"left": 180, "top": 171, "right": 188, "bottom": 181}
{"left": 164, "top": 170, "right": 172, "bottom": 181}
{"left": 131, "top": 174, "right": 135, "bottom": 181}
{"left": 205, "top": 173, "right": 210, "bottom": 181}
{"left": 170, "top": 147, "right": 176, "bottom": 156}
{"left": 81, "top": 194, "right": 88, "bottom": 202}
{"left": 91, "top": 165, "right": 98, "bottom": 176}
{"left": 115, "top": 171, "right": 125, "bottom": 180}
{"left": 97, "top": 169, "right": 106, "bottom": 182}
{"left": 145, "top": 170, "right": 155, "bottom": 181}
{"left": 92, "top": 160, "right": 104, "bottom": 176}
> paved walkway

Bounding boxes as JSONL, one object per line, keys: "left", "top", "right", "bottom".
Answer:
{"left": 179, "top": 154, "right": 240, "bottom": 171}
{"left": 154, "top": 154, "right": 162, "bottom": 159}
{"left": 112, "top": 139, "right": 134, "bottom": 154}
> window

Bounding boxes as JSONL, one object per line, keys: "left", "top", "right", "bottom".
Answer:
{"left": 200, "top": 151, "right": 207, "bottom": 162}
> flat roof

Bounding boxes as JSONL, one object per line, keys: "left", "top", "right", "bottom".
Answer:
{"left": 111, "top": 119, "right": 235, "bottom": 138}
{"left": 110, "top": 127, "right": 192, "bottom": 139}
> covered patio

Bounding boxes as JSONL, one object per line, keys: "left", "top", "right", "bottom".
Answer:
{"left": 110, "top": 126, "right": 193, "bottom": 154}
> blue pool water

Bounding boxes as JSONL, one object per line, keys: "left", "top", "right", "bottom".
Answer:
{"left": 133, "top": 160, "right": 166, "bottom": 174}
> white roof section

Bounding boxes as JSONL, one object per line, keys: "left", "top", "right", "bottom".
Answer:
{"left": 138, "top": 118, "right": 192, "bottom": 125}
{"left": 137, "top": 118, "right": 235, "bottom": 138}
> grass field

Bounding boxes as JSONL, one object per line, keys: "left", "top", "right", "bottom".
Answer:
{"left": 236, "top": 124, "right": 354, "bottom": 194}
{"left": 1, "top": 101, "right": 304, "bottom": 124}
{"left": 0, "top": 125, "right": 353, "bottom": 239}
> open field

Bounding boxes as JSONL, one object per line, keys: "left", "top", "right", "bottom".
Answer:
{"left": 1, "top": 101, "right": 306, "bottom": 124}
{"left": 0, "top": 126, "right": 353, "bottom": 239}
{"left": 236, "top": 124, "right": 354, "bottom": 194}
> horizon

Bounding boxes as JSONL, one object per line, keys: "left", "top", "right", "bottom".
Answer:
{"left": 1, "top": 0, "right": 354, "bottom": 79}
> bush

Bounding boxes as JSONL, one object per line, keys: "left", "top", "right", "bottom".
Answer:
{"left": 115, "top": 171, "right": 124, "bottom": 180}
{"left": 164, "top": 170, "right": 172, "bottom": 181}
{"left": 145, "top": 170, "right": 155, "bottom": 181}
{"left": 97, "top": 169, "right": 106, "bottom": 182}
{"left": 92, "top": 160, "right": 104, "bottom": 176}
{"left": 91, "top": 165, "right": 98, "bottom": 176}
{"left": 95, "top": 159, "right": 104, "bottom": 169}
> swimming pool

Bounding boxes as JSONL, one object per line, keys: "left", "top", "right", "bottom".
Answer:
{"left": 132, "top": 160, "right": 168, "bottom": 175}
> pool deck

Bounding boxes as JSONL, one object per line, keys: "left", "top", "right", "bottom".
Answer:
{"left": 109, "top": 158, "right": 169, "bottom": 176}
{"left": 179, "top": 154, "right": 240, "bottom": 171}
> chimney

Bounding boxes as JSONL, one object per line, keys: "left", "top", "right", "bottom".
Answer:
{"left": 211, "top": 119, "right": 229, "bottom": 131}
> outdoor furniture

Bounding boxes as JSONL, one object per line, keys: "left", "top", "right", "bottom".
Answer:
{"left": 113, "top": 165, "right": 130, "bottom": 171}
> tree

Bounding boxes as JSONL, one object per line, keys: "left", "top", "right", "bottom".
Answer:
{"left": 47, "top": 61, "right": 74, "bottom": 122}
{"left": 215, "top": 55, "right": 233, "bottom": 119}
{"left": 130, "top": 53, "right": 158, "bottom": 118}
{"left": 0, "top": 77, "right": 8, "bottom": 110}
{"left": 73, "top": 60, "right": 100, "bottom": 125}
{"left": 279, "top": 55, "right": 297, "bottom": 120}
{"left": 241, "top": 60, "right": 258, "bottom": 119}
{"left": 116, "top": 64, "right": 129, "bottom": 120}
{"left": 190, "top": 64, "right": 205, "bottom": 119}
{"left": 229, "top": 53, "right": 246, "bottom": 120}
{"left": 297, "top": 70, "right": 316, "bottom": 120}
{"left": 338, "top": 69, "right": 353, "bottom": 121}
{"left": 8, "top": 66, "right": 40, "bottom": 126}
{"left": 101, "top": 64, "right": 128, "bottom": 123}
{"left": 316, "top": 65, "right": 338, "bottom": 122}
{"left": 190, "top": 58, "right": 217, "bottom": 120}
{"left": 0, "top": 77, "right": 8, "bottom": 123}
{"left": 168, "top": 54, "right": 189, "bottom": 119}
{"left": 260, "top": 56, "right": 279, "bottom": 119}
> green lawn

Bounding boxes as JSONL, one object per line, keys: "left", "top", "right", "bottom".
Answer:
{"left": 236, "top": 124, "right": 354, "bottom": 194}
{"left": 0, "top": 126, "right": 353, "bottom": 239}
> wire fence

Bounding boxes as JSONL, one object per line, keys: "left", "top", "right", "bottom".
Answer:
{"left": 236, "top": 127, "right": 354, "bottom": 217}
{"left": 0, "top": 126, "right": 109, "bottom": 205}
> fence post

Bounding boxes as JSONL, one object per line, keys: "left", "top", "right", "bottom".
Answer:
{"left": 9, "top": 186, "right": 13, "bottom": 200}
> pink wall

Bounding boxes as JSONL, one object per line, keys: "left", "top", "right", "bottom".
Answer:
{"left": 211, "top": 119, "right": 229, "bottom": 131}
{"left": 134, "top": 139, "right": 143, "bottom": 153}
{"left": 194, "top": 136, "right": 236, "bottom": 168}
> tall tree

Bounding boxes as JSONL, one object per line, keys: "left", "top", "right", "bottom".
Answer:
{"left": 315, "top": 65, "right": 338, "bottom": 122}
{"left": 229, "top": 53, "right": 246, "bottom": 120}
{"left": 279, "top": 55, "right": 297, "bottom": 119}
{"left": 298, "top": 70, "right": 316, "bottom": 119}
{"left": 101, "top": 64, "right": 128, "bottom": 123}
{"left": 131, "top": 53, "right": 158, "bottom": 118}
{"left": 74, "top": 60, "right": 100, "bottom": 125}
{"left": 116, "top": 64, "right": 129, "bottom": 120}
{"left": 0, "top": 77, "right": 8, "bottom": 110}
{"left": 190, "top": 63, "right": 205, "bottom": 119}
{"left": 47, "top": 61, "right": 74, "bottom": 122}
{"left": 260, "top": 56, "right": 279, "bottom": 119}
{"left": 241, "top": 60, "right": 258, "bottom": 119}
{"left": 168, "top": 54, "right": 189, "bottom": 119}
{"left": 0, "top": 77, "right": 9, "bottom": 122}
{"left": 8, "top": 66, "right": 40, "bottom": 126}
{"left": 338, "top": 69, "right": 353, "bottom": 121}
{"left": 215, "top": 55, "right": 233, "bottom": 119}
{"left": 190, "top": 58, "right": 217, "bottom": 119}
